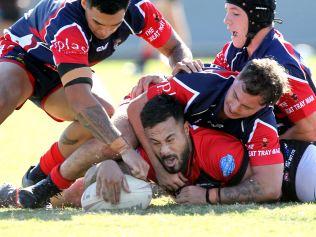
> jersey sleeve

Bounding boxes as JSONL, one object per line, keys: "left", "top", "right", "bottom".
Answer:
{"left": 196, "top": 128, "right": 245, "bottom": 183}
{"left": 50, "top": 23, "right": 89, "bottom": 66}
{"left": 246, "top": 119, "right": 283, "bottom": 166}
{"left": 147, "top": 77, "right": 194, "bottom": 106}
{"left": 276, "top": 75, "right": 316, "bottom": 123}
{"left": 135, "top": 0, "right": 172, "bottom": 48}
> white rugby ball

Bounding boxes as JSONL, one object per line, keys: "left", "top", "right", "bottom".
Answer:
{"left": 81, "top": 175, "right": 152, "bottom": 211}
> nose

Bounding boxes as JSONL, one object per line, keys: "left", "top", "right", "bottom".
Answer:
{"left": 223, "top": 13, "right": 230, "bottom": 25}
{"left": 98, "top": 27, "right": 114, "bottom": 38}
{"left": 229, "top": 101, "right": 241, "bottom": 114}
{"left": 160, "top": 143, "right": 171, "bottom": 157}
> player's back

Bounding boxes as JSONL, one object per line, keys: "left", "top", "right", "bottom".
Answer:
{"left": 5, "top": 0, "right": 85, "bottom": 65}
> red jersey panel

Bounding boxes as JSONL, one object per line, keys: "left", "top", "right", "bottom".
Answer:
{"left": 136, "top": 0, "right": 172, "bottom": 48}
{"left": 146, "top": 69, "right": 283, "bottom": 166}
{"left": 137, "top": 126, "right": 246, "bottom": 186}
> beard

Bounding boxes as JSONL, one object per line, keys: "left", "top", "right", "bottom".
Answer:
{"left": 159, "top": 141, "right": 191, "bottom": 174}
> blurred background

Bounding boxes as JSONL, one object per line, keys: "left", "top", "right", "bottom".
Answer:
{"left": 1, "top": 0, "right": 315, "bottom": 59}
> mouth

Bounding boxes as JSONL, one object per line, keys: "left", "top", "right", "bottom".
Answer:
{"left": 162, "top": 156, "right": 177, "bottom": 168}
{"left": 230, "top": 31, "right": 238, "bottom": 38}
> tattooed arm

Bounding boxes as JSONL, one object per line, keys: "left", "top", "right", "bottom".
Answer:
{"left": 157, "top": 30, "right": 203, "bottom": 75}
{"left": 61, "top": 67, "right": 149, "bottom": 179}
{"left": 61, "top": 67, "right": 128, "bottom": 152}
{"left": 209, "top": 164, "right": 284, "bottom": 204}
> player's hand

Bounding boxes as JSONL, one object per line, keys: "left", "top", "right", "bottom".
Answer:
{"left": 172, "top": 58, "right": 204, "bottom": 76}
{"left": 130, "top": 74, "right": 166, "bottom": 98}
{"left": 121, "top": 148, "right": 150, "bottom": 180}
{"left": 155, "top": 167, "right": 187, "bottom": 191}
{"left": 96, "top": 160, "right": 130, "bottom": 204}
{"left": 175, "top": 185, "right": 207, "bottom": 204}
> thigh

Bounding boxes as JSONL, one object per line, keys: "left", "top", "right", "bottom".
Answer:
{"left": 44, "top": 87, "right": 115, "bottom": 122}
{"left": 0, "top": 61, "right": 33, "bottom": 115}
{"left": 295, "top": 144, "right": 316, "bottom": 202}
{"left": 43, "top": 86, "right": 75, "bottom": 121}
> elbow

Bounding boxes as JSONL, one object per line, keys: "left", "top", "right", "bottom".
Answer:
{"left": 266, "top": 186, "right": 282, "bottom": 201}
{"left": 126, "top": 101, "right": 134, "bottom": 119}
{"left": 309, "top": 127, "right": 316, "bottom": 141}
{"left": 262, "top": 179, "right": 282, "bottom": 202}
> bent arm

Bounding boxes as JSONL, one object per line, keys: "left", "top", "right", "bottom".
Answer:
{"left": 127, "top": 93, "right": 159, "bottom": 168}
{"left": 157, "top": 30, "right": 192, "bottom": 68}
{"left": 280, "top": 112, "right": 316, "bottom": 142}
{"left": 127, "top": 93, "right": 185, "bottom": 189}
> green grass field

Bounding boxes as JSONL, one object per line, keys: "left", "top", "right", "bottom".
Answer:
{"left": 1, "top": 57, "right": 316, "bottom": 236}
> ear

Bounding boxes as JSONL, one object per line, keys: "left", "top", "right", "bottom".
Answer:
{"left": 183, "top": 121, "right": 190, "bottom": 136}
{"left": 81, "top": 0, "right": 87, "bottom": 9}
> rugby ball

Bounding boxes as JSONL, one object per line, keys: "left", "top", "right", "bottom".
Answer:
{"left": 81, "top": 175, "right": 152, "bottom": 211}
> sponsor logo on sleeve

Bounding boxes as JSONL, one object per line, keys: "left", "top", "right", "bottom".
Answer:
{"left": 220, "top": 154, "right": 235, "bottom": 177}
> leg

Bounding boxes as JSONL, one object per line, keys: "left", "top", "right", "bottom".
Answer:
{"left": 0, "top": 62, "right": 33, "bottom": 124}
{"left": 19, "top": 104, "right": 137, "bottom": 208}
{"left": 23, "top": 87, "right": 115, "bottom": 186}
{"left": 60, "top": 103, "right": 138, "bottom": 180}
{"left": 51, "top": 163, "right": 100, "bottom": 208}
{"left": 295, "top": 144, "right": 316, "bottom": 202}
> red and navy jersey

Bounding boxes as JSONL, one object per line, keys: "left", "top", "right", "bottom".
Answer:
{"left": 2, "top": 0, "right": 172, "bottom": 67}
{"left": 213, "top": 29, "right": 316, "bottom": 134}
{"left": 146, "top": 68, "right": 283, "bottom": 166}
{"left": 138, "top": 127, "right": 246, "bottom": 186}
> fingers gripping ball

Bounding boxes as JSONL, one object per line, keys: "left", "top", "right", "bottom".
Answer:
{"left": 81, "top": 175, "right": 152, "bottom": 211}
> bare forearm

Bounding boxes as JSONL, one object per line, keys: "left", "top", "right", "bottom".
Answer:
{"left": 75, "top": 104, "right": 122, "bottom": 145}
{"left": 168, "top": 43, "right": 192, "bottom": 68}
{"left": 219, "top": 178, "right": 280, "bottom": 204}
{"left": 280, "top": 126, "right": 316, "bottom": 142}
{"left": 220, "top": 179, "right": 264, "bottom": 204}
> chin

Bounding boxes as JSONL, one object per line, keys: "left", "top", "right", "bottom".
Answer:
{"left": 232, "top": 38, "right": 247, "bottom": 48}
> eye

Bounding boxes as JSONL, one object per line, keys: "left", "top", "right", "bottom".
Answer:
{"left": 167, "top": 137, "right": 175, "bottom": 143}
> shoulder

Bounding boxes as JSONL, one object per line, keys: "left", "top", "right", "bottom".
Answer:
{"left": 125, "top": 0, "right": 159, "bottom": 33}
{"left": 243, "top": 107, "right": 278, "bottom": 139}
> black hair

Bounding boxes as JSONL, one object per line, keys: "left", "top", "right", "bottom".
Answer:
{"left": 87, "top": 0, "right": 130, "bottom": 14}
{"left": 140, "top": 94, "right": 185, "bottom": 129}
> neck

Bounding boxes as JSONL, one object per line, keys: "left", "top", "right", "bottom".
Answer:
{"left": 246, "top": 27, "right": 273, "bottom": 57}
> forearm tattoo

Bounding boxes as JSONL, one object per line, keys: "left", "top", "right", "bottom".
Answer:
{"left": 221, "top": 179, "right": 264, "bottom": 204}
{"left": 60, "top": 133, "right": 79, "bottom": 145}
{"left": 75, "top": 105, "right": 121, "bottom": 145}
{"left": 170, "top": 43, "right": 192, "bottom": 67}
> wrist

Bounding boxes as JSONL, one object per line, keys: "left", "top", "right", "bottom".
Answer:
{"left": 110, "top": 137, "right": 130, "bottom": 154}
{"left": 206, "top": 188, "right": 221, "bottom": 204}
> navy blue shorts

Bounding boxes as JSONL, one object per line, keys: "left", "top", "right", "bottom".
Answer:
{"left": 0, "top": 37, "right": 63, "bottom": 121}
{"left": 280, "top": 139, "right": 311, "bottom": 201}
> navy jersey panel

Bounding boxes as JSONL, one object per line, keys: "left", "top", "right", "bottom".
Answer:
{"left": 147, "top": 68, "right": 283, "bottom": 166}
{"left": 3, "top": 0, "right": 163, "bottom": 67}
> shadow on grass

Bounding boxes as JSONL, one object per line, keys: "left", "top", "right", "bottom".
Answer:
{"left": 0, "top": 202, "right": 303, "bottom": 221}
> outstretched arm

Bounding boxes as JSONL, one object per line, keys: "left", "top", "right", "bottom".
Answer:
{"left": 158, "top": 30, "right": 203, "bottom": 75}
{"left": 176, "top": 163, "right": 283, "bottom": 204}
